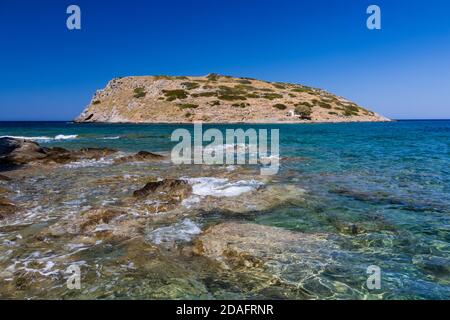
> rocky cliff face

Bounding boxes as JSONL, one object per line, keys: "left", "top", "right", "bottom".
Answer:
{"left": 75, "top": 74, "right": 389, "bottom": 123}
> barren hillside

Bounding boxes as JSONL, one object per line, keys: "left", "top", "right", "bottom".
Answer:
{"left": 75, "top": 74, "right": 389, "bottom": 123}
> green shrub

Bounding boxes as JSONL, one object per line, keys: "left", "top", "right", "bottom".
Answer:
{"left": 318, "top": 101, "right": 332, "bottom": 109}
{"left": 92, "top": 100, "right": 101, "bottom": 105}
{"left": 272, "top": 82, "right": 287, "bottom": 89}
{"left": 295, "top": 101, "right": 313, "bottom": 108}
{"left": 218, "top": 94, "right": 247, "bottom": 101}
{"left": 342, "top": 104, "right": 360, "bottom": 116}
{"left": 191, "top": 91, "right": 217, "bottom": 98}
{"left": 288, "top": 93, "right": 296, "bottom": 98}
{"left": 236, "top": 79, "right": 252, "bottom": 84}
{"left": 185, "top": 112, "right": 193, "bottom": 118}
{"left": 344, "top": 110, "right": 357, "bottom": 116}
{"left": 246, "top": 93, "right": 260, "bottom": 98}
{"left": 206, "top": 73, "right": 220, "bottom": 81}
{"left": 177, "top": 103, "right": 198, "bottom": 109}
{"left": 292, "top": 85, "right": 316, "bottom": 93}
{"left": 153, "top": 75, "right": 172, "bottom": 80}
{"left": 209, "top": 100, "right": 221, "bottom": 106}
{"left": 273, "top": 104, "right": 287, "bottom": 110}
{"left": 259, "top": 88, "right": 274, "bottom": 92}
{"left": 232, "top": 102, "right": 249, "bottom": 108}
{"left": 295, "top": 105, "right": 312, "bottom": 118}
{"left": 328, "top": 111, "right": 338, "bottom": 115}
{"left": 163, "top": 89, "right": 188, "bottom": 101}
{"left": 234, "top": 84, "right": 257, "bottom": 91}
{"left": 261, "top": 93, "right": 283, "bottom": 100}
{"left": 133, "top": 87, "right": 147, "bottom": 98}
{"left": 217, "top": 85, "right": 247, "bottom": 101}
{"left": 181, "top": 82, "right": 200, "bottom": 90}
{"left": 291, "top": 88, "right": 308, "bottom": 93}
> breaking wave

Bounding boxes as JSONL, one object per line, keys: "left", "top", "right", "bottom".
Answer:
{"left": 0, "top": 134, "right": 78, "bottom": 141}
{"left": 185, "top": 177, "right": 263, "bottom": 197}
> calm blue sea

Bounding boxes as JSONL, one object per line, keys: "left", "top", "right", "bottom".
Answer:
{"left": 1, "top": 120, "right": 449, "bottom": 299}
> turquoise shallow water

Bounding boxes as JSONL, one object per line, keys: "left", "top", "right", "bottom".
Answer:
{"left": 0, "top": 120, "right": 449, "bottom": 299}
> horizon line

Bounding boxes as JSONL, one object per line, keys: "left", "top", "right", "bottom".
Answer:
{"left": 1, "top": 119, "right": 450, "bottom": 123}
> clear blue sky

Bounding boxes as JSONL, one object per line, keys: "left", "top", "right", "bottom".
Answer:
{"left": 1, "top": 0, "right": 449, "bottom": 120}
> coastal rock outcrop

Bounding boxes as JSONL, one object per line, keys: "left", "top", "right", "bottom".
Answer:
{"left": 132, "top": 179, "right": 193, "bottom": 213}
{"left": 133, "top": 179, "right": 192, "bottom": 200}
{"left": 0, "top": 137, "right": 47, "bottom": 165}
{"left": 114, "top": 151, "right": 166, "bottom": 164}
{"left": 75, "top": 74, "right": 390, "bottom": 123}
{"left": 0, "top": 137, "right": 117, "bottom": 168}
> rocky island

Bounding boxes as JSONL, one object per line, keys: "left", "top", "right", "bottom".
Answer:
{"left": 75, "top": 74, "right": 389, "bottom": 123}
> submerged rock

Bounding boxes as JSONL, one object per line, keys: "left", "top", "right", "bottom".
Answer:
{"left": 78, "top": 208, "right": 124, "bottom": 233}
{"left": 412, "top": 255, "right": 450, "bottom": 283}
{"left": 134, "top": 179, "right": 192, "bottom": 201}
{"left": 190, "top": 184, "right": 305, "bottom": 214}
{"left": 37, "top": 208, "right": 147, "bottom": 243}
{"left": 0, "top": 186, "right": 12, "bottom": 195}
{"left": 131, "top": 179, "right": 193, "bottom": 214}
{"left": 0, "top": 196, "right": 16, "bottom": 219}
{"left": 42, "top": 147, "right": 117, "bottom": 165}
{"left": 191, "top": 222, "right": 362, "bottom": 299}
{"left": 194, "top": 222, "right": 332, "bottom": 265}
{"left": 0, "top": 174, "right": 12, "bottom": 181}
{"left": 330, "top": 187, "right": 447, "bottom": 213}
{"left": 114, "top": 151, "right": 165, "bottom": 164}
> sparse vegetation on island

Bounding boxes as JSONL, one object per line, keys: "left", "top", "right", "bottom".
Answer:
{"left": 163, "top": 89, "right": 188, "bottom": 101}
{"left": 133, "top": 87, "right": 147, "bottom": 98}
{"left": 273, "top": 104, "right": 287, "bottom": 110}
{"left": 177, "top": 103, "right": 198, "bottom": 109}
{"left": 295, "top": 104, "right": 313, "bottom": 119}
{"left": 76, "top": 74, "right": 389, "bottom": 123}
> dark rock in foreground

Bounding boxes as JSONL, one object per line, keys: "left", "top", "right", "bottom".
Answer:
{"left": 0, "top": 137, "right": 117, "bottom": 168}
{"left": 0, "top": 138, "right": 47, "bottom": 165}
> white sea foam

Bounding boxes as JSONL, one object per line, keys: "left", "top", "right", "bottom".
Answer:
{"left": 203, "top": 143, "right": 257, "bottom": 154}
{"left": 0, "top": 135, "right": 52, "bottom": 141}
{"left": 54, "top": 134, "right": 78, "bottom": 140}
{"left": 185, "top": 177, "right": 263, "bottom": 198}
{"left": 62, "top": 157, "right": 114, "bottom": 169}
{"left": 181, "top": 196, "right": 201, "bottom": 209}
{"left": 145, "top": 219, "right": 201, "bottom": 245}
{"left": 0, "top": 134, "right": 78, "bottom": 141}
{"left": 101, "top": 136, "right": 121, "bottom": 140}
